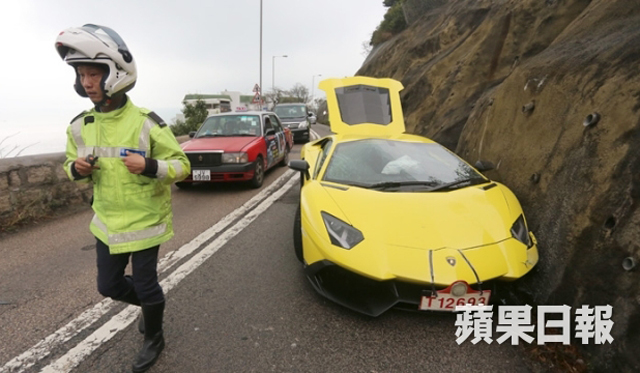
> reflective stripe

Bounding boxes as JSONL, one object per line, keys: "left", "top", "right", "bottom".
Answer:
{"left": 79, "top": 147, "right": 150, "bottom": 158}
{"left": 156, "top": 160, "right": 169, "bottom": 180}
{"left": 71, "top": 117, "right": 85, "bottom": 148}
{"left": 93, "top": 147, "right": 122, "bottom": 158}
{"left": 92, "top": 214, "right": 167, "bottom": 245}
{"left": 92, "top": 214, "right": 108, "bottom": 234}
{"left": 138, "top": 119, "right": 155, "bottom": 151}
{"left": 169, "top": 160, "right": 184, "bottom": 179}
{"left": 76, "top": 146, "right": 93, "bottom": 158}
{"left": 67, "top": 162, "right": 75, "bottom": 177}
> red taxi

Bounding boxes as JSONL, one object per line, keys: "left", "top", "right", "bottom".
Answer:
{"left": 177, "top": 111, "right": 293, "bottom": 188}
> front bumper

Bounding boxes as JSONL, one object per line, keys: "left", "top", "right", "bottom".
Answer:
{"left": 304, "top": 260, "right": 500, "bottom": 317}
{"left": 182, "top": 162, "right": 256, "bottom": 183}
{"left": 291, "top": 128, "right": 309, "bottom": 142}
{"left": 282, "top": 124, "right": 309, "bottom": 141}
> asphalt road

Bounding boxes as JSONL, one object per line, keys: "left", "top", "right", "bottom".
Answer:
{"left": 0, "top": 123, "right": 543, "bottom": 373}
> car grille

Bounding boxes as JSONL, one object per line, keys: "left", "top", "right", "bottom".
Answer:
{"left": 283, "top": 122, "right": 299, "bottom": 129}
{"left": 186, "top": 153, "right": 222, "bottom": 167}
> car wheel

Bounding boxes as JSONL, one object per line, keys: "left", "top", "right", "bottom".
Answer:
{"left": 293, "top": 204, "right": 303, "bottom": 263}
{"left": 175, "top": 182, "right": 190, "bottom": 189}
{"left": 279, "top": 146, "right": 289, "bottom": 167}
{"left": 250, "top": 156, "right": 264, "bottom": 188}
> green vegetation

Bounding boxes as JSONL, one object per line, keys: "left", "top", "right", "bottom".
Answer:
{"left": 371, "top": 0, "right": 407, "bottom": 46}
{"left": 170, "top": 99, "right": 208, "bottom": 136}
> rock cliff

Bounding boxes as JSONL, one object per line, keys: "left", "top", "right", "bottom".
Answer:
{"left": 359, "top": 0, "right": 640, "bottom": 370}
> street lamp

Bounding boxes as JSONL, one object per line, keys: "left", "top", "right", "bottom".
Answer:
{"left": 310, "top": 74, "right": 322, "bottom": 103}
{"left": 272, "top": 55, "right": 288, "bottom": 92}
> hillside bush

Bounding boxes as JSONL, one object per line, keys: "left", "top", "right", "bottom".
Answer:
{"left": 371, "top": 1, "right": 407, "bottom": 46}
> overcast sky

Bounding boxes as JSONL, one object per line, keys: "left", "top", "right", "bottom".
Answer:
{"left": 0, "top": 0, "right": 387, "bottom": 156}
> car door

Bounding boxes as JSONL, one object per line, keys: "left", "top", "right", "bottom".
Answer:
{"left": 269, "top": 114, "right": 287, "bottom": 162}
{"left": 263, "top": 114, "right": 279, "bottom": 169}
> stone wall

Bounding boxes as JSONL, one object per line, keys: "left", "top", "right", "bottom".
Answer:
{"left": 0, "top": 153, "right": 93, "bottom": 230}
{"left": 0, "top": 135, "right": 190, "bottom": 232}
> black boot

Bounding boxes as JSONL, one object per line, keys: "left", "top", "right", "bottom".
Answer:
{"left": 132, "top": 301, "right": 165, "bottom": 373}
{"left": 112, "top": 276, "right": 145, "bottom": 334}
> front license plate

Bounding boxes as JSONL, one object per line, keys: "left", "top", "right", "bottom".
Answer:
{"left": 419, "top": 291, "right": 491, "bottom": 312}
{"left": 192, "top": 170, "right": 210, "bottom": 181}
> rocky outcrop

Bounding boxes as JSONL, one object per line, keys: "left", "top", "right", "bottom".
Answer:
{"left": 359, "top": 0, "right": 639, "bottom": 370}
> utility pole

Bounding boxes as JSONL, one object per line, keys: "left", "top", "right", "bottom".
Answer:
{"left": 259, "top": 0, "right": 263, "bottom": 109}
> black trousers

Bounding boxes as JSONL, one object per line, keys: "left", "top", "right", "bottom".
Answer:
{"left": 95, "top": 238, "right": 164, "bottom": 305}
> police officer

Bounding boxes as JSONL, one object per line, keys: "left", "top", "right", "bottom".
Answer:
{"left": 55, "top": 24, "right": 190, "bottom": 372}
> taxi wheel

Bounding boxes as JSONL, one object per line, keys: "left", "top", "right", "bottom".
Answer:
{"left": 279, "top": 146, "right": 290, "bottom": 167}
{"left": 293, "top": 204, "right": 303, "bottom": 263}
{"left": 250, "top": 156, "right": 264, "bottom": 188}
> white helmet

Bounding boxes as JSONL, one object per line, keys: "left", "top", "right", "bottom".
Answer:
{"left": 55, "top": 24, "right": 137, "bottom": 99}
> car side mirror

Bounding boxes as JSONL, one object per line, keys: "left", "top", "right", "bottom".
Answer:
{"left": 265, "top": 128, "right": 275, "bottom": 136}
{"left": 474, "top": 160, "right": 495, "bottom": 172}
{"left": 288, "top": 159, "right": 310, "bottom": 180}
{"left": 189, "top": 131, "right": 196, "bottom": 138}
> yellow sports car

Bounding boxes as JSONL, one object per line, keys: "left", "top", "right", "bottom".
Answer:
{"left": 288, "top": 76, "right": 539, "bottom": 317}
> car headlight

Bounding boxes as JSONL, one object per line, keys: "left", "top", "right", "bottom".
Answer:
{"left": 321, "top": 212, "right": 364, "bottom": 249}
{"left": 298, "top": 120, "right": 309, "bottom": 129}
{"left": 510, "top": 214, "right": 532, "bottom": 248}
{"left": 222, "top": 152, "right": 248, "bottom": 163}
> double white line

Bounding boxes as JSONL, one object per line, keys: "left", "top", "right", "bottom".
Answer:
{"left": 3, "top": 170, "right": 300, "bottom": 373}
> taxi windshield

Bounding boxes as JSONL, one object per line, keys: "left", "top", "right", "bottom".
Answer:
{"left": 323, "top": 139, "right": 486, "bottom": 190}
{"left": 197, "top": 115, "right": 261, "bottom": 137}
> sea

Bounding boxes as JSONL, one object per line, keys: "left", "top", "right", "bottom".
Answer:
{"left": 0, "top": 108, "right": 181, "bottom": 158}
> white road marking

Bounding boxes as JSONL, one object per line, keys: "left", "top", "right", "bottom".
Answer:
{"left": 310, "top": 129, "right": 320, "bottom": 140}
{"left": 2, "top": 169, "right": 297, "bottom": 373}
{"left": 41, "top": 173, "right": 300, "bottom": 372}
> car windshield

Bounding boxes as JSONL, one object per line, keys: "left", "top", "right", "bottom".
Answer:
{"left": 274, "top": 105, "right": 306, "bottom": 118}
{"left": 322, "top": 139, "right": 487, "bottom": 191}
{"left": 196, "top": 115, "right": 261, "bottom": 138}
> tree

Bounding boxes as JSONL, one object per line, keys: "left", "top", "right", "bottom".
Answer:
{"left": 288, "top": 83, "right": 310, "bottom": 103}
{"left": 264, "top": 87, "right": 287, "bottom": 108}
{"left": 170, "top": 99, "right": 208, "bottom": 136}
{"left": 371, "top": 0, "right": 407, "bottom": 46}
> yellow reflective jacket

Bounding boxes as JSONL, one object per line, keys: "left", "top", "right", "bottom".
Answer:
{"left": 63, "top": 97, "right": 190, "bottom": 254}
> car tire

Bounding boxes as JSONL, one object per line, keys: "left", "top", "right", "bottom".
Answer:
{"left": 293, "top": 204, "right": 303, "bottom": 263}
{"left": 279, "top": 146, "right": 289, "bottom": 167}
{"left": 250, "top": 156, "right": 264, "bottom": 189}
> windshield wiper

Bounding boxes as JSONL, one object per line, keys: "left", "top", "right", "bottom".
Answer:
{"left": 428, "top": 177, "right": 488, "bottom": 192}
{"left": 367, "top": 180, "right": 439, "bottom": 190}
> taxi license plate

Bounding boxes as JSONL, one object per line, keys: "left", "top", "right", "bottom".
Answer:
{"left": 192, "top": 170, "right": 211, "bottom": 181}
{"left": 419, "top": 291, "right": 491, "bottom": 312}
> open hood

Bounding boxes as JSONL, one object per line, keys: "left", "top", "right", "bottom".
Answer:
{"left": 319, "top": 76, "right": 406, "bottom": 137}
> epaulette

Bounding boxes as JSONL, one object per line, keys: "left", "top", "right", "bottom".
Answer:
{"left": 143, "top": 111, "right": 167, "bottom": 128}
{"left": 70, "top": 111, "right": 87, "bottom": 125}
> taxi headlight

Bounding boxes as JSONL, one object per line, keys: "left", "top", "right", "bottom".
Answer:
{"left": 510, "top": 214, "right": 532, "bottom": 248}
{"left": 222, "top": 152, "right": 248, "bottom": 163}
{"left": 451, "top": 282, "right": 468, "bottom": 297}
{"left": 298, "top": 120, "right": 309, "bottom": 129}
{"left": 321, "top": 212, "right": 364, "bottom": 250}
